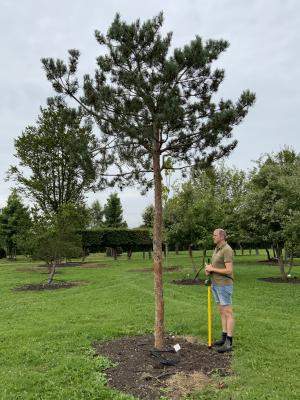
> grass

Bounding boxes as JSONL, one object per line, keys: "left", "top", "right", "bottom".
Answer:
{"left": 0, "top": 251, "right": 299, "bottom": 399}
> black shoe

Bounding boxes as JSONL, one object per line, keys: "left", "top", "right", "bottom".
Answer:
{"left": 213, "top": 338, "right": 225, "bottom": 346}
{"left": 213, "top": 333, "right": 227, "bottom": 346}
{"left": 217, "top": 338, "right": 232, "bottom": 353}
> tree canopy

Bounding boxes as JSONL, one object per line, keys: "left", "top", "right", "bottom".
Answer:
{"left": 9, "top": 98, "right": 100, "bottom": 215}
{"left": 103, "top": 193, "right": 127, "bottom": 227}
{"left": 241, "top": 148, "right": 300, "bottom": 276}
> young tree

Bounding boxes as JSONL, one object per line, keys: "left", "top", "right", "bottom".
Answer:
{"left": 104, "top": 193, "right": 127, "bottom": 227}
{"left": 0, "top": 190, "right": 32, "bottom": 259}
{"left": 42, "top": 13, "right": 255, "bottom": 348}
{"left": 89, "top": 200, "right": 104, "bottom": 228}
{"left": 9, "top": 97, "right": 100, "bottom": 216}
{"left": 25, "top": 203, "right": 88, "bottom": 284}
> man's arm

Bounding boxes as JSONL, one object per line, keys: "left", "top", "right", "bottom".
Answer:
{"left": 205, "top": 262, "right": 233, "bottom": 275}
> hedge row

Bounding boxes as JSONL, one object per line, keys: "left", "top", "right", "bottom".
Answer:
{"left": 81, "top": 228, "right": 152, "bottom": 253}
{"left": 80, "top": 228, "right": 270, "bottom": 254}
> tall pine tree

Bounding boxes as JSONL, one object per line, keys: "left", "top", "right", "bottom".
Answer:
{"left": 104, "top": 193, "right": 127, "bottom": 227}
{"left": 42, "top": 13, "right": 255, "bottom": 348}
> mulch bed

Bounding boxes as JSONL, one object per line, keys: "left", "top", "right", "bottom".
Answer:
{"left": 35, "top": 262, "right": 109, "bottom": 269}
{"left": 93, "top": 335, "right": 231, "bottom": 400}
{"left": 56, "top": 261, "right": 83, "bottom": 267}
{"left": 128, "top": 266, "right": 182, "bottom": 273}
{"left": 172, "top": 278, "right": 205, "bottom": 286}
{"left": 14, "top": 280, "right": 89, "bottom": 291}
{"left": 258, "top": 258, "right": 278, "bottom": 264}
{"left": 75, "top": 263, "right": 110, "bottom": 269}
{"left": 16, "top": 262, "right": 109, "bottom": 273}
{"left": 257, "top": 259, "right": 283, "bottom": 266}
{"left": 257, "top": 277, "right": 300, "bottom": 284}
{"left": 36, "top": 261, "right": 84, "bottom": 268}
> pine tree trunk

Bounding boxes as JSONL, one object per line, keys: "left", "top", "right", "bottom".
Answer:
{"left": 152, "top": 133, "right": 164, "bottom": 350}
{"left": 266, "top": 248, "right": 271, "bottom": 261}
{"left": 175, "top": 243, "right": 179, "bottom": 255}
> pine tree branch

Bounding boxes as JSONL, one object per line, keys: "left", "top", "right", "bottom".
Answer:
{"left": 98, "top": 169, "right": 153, "bottom": 177}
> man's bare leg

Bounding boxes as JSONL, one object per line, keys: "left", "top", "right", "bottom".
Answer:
{"left": 223, "top": 305, "right": 234, "bottom": 336}
{"left": 218, "top": 304, "right": 227, "bottom": 333}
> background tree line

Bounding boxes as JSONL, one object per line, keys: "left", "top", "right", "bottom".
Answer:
{"left": 140, "top": 148, "right": 300, "bottom": 279}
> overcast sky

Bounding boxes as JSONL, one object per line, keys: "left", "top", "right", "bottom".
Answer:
{"left": 1, "top": 0, "right": 299, "bottom": 226}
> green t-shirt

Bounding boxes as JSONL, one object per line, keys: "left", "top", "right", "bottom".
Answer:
{"left": 211, "top": 242, "right": 234, "bottom": 285}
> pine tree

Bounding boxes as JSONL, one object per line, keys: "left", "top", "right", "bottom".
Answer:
{"left": 0, "top": 190, "right": 32, "bottom": 258}
{"left": 89, "top": 200, "right": 104, "bottom": 228}
{"left": 104, "top": 193, "right": 127, "bottom": 227}
{"left": 42, "top": 13, "right": 255, "bottom": 348}
{"left": 142, "top": 205, "right": 154, "bottom": 228}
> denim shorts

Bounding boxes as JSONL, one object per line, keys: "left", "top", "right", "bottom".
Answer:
{"left": 211, "top": 284, "right": 233, "bottom": 306}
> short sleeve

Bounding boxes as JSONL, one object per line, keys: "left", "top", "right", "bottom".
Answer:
{"left": 224, "top": 247, "right": 233, "bottom": 263}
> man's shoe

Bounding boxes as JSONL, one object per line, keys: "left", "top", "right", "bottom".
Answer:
{"left": 217, "top": 338, "right": 232, "bottom": 353}
{"left": 213, "top": 338, "right": 225, "bottom": 346}
{"left": 213, "top": 333, "right": 227, "bottom": 346}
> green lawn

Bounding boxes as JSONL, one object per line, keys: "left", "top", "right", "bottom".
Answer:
{"left": 0, "top": 251, "right": 299, "bottom": 399}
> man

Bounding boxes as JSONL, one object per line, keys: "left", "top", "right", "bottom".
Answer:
{"left": 205, "top": 228, "right": 234, "bottom": 353}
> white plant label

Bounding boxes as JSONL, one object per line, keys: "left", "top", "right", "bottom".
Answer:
{"left": 173, "top": 344, "right": 181, "bottom": 352}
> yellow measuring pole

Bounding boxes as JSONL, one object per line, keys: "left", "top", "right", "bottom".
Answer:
{"left": 207, "top": 285, "right": 212, "bottom": 348}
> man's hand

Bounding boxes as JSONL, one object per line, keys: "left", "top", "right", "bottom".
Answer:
{"left": 205, "top": 262, "right": 233, "bottom": 276}
{"left": 205, "top": 264, "right": 214, "bottom": 275}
